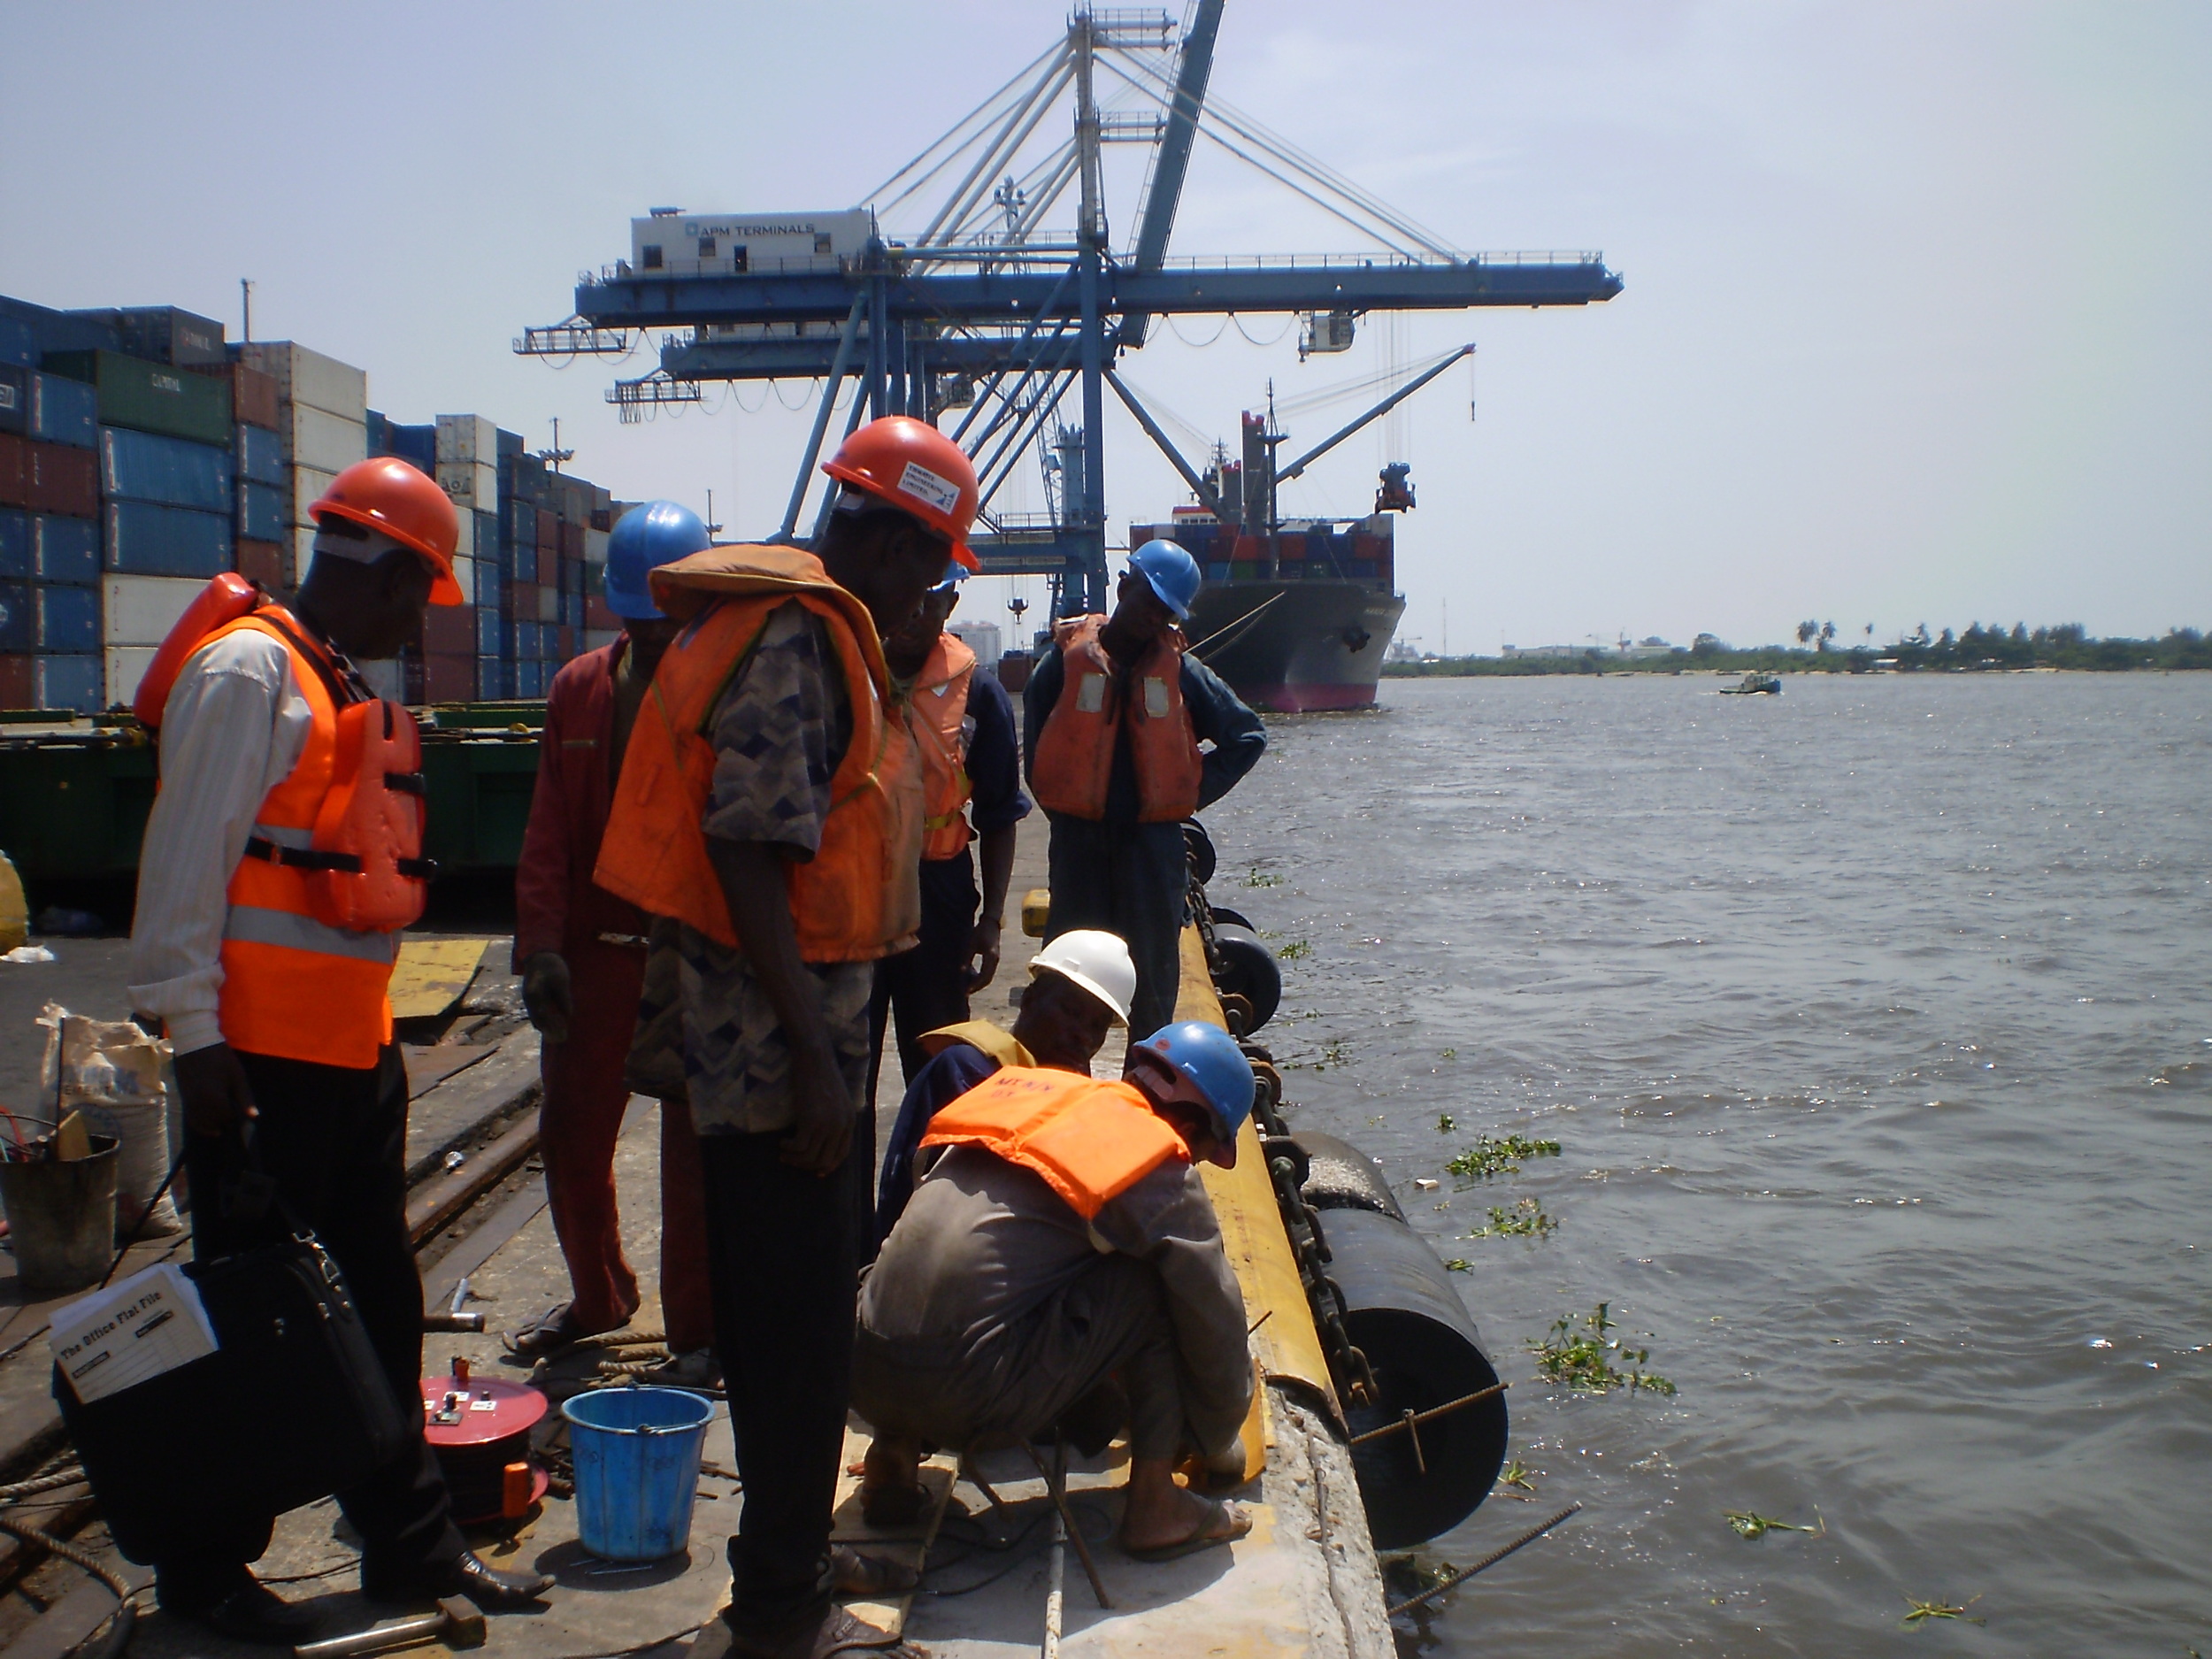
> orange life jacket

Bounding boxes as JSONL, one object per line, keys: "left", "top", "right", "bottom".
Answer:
{"left": 593, "top": 544, "right": 923, "bottom": 959}
{"left": 1028, "top": 615, "right": 1203, "bottom": 823}
{"left": 194, "top": 607, "right": 431, "bottom": 1067}
{"left": 906, "top": 631, "right": 977, "bottom": 860}
{"left": 918, "top": 1064, "right": 1188, "bottom": 1220}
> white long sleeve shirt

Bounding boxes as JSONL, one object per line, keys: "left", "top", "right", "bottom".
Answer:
{"left": 127, "top": 632, "right": 314, "bottom": 1056}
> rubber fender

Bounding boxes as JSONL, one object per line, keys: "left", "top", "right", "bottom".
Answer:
{"left": 1180, "top": 818, "right": 1217, "bottom": 886}
{"left": 1324, "top": 1205, "right": 1509, "bottom": 1549}
{"left": 1207, "top": 905, "right": 1255, "bottom": 932}
{"left": 1292, "top": 1132, "right": 1406, "bottom": 1222}
{"left": 1209, "top": 923, "right": 1281, "bottom": 1031}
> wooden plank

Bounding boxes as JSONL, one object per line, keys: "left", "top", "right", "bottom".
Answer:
{"left": 401, "top": 1032, "right": 540, "bottom": 1186}
{"left": 404, "top": 1116, "right": 541, "bottom": 1246}
{"left": 388, "top": 938, "right": 489, "bottom": 1020}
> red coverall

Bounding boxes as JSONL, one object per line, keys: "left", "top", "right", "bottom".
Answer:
{"left": 513, "top": 638, "right": 712, "bottom": 1349}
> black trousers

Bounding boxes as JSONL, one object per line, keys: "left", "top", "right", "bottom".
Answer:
{"left": 698, "top": 1128, "right": 867, "bottom": 1634}
{"left": 866, "top": 850, "right": 979, "bottom": 1097}
{"left": 163, "top": 1045, "right": 462, "bottom": 1605}
{"left": 1044, "top": 814, "right": 1188, "bottom": 1040}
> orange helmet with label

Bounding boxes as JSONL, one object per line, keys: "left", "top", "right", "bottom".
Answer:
{"left": 311, "top": 457, "right": 465, "bottom": 606}
{"left": 821, "top": 416, "right": 980, "bottom": 571}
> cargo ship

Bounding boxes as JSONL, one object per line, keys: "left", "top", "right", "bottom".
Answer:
{"left": 1130, "top": 411, "right": 1409, "bottom": 714}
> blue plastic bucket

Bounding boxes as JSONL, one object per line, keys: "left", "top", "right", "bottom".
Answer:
{"left": 560, "top": 1386, "right": 716, "bottom": 1561}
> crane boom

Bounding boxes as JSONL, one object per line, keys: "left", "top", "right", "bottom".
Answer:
{"left": 1124, "top": 0, "right": 1225, "bottom": 347}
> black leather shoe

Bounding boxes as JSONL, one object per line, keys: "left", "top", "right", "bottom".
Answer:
{"left": 170, "top": 1580, "right": 324, "bottom": 1647}
{"left": 361, "top": 1548, "right": 555, "bottom": 1610}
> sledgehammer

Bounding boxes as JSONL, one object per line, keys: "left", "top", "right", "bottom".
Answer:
{"left": 294, "top": 1594, "right": 485, "bottom": 1658}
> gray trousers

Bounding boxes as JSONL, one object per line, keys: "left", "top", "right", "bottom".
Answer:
{"left": 854, "top": 1256, "right": 1188, "bottom": 1461}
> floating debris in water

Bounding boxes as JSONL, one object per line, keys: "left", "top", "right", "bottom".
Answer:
{"left": 1472, "top": 1199, "right": 1557, "bottom": 1239}
{"left": 1498, "top": 1459, "right": 1539, "bottom": 1496}
{"left": 1901, "top": 1594, "right": 1984, "bottom": 1626}
{"left": 1412, "top": 1178, "right": 1440, "bottom": 1191}
{"left": 1436, "top": 1113, "right": 1456, "bottom": 1133}
{"left": 1529, "top": 1302, "right": 1676, "bottom": 1395}
{"left": 1244, "top": 867, "right": 1282, "bottom": 887}
{"left": 1447, "top": 1133, "right": 1563, "bottom": 1181}
{"left": 1724, "top": 1509, "right": 1823, "bottom": 1540}
{"left": 1443, "top": 1258, "right": 1473, "bottom": 1273}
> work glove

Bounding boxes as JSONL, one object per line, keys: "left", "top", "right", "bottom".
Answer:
{"left": 520, "top": 951, "right": 574, "bottom": 1045}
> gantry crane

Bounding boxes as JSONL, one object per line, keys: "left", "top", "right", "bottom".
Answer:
{"left": 518, "top": 2, "right": 1620, "bottom": 618}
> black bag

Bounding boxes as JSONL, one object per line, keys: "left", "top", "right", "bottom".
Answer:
{"left": 53, "top": 1158, "right": 409, "bottom": 1564}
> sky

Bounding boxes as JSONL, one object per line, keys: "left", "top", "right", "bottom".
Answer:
{"left": 4, "top": 0, "right": 2206, "bottom": 652}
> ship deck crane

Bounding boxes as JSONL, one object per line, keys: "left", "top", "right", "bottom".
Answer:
{"left": 518, "top": 1, "right": 1620, "bottom": 616}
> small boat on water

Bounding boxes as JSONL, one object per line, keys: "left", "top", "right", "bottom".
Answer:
{"left": 1719, "top": 672, "right": 1782, "bottom": 695}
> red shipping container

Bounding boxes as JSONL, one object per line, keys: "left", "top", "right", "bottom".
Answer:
{"left": 536, "top": 507, "right": 558, "bottom": 549}
{"left": 585, "top": 595, "right": 620, "bottom": 632}
{"left": 234, "top": 365, "right": 280, "bottom": 431}
{"left": 535, "top": 547, "right": 557, "bottom": 587}
{"left": 557, "top": 626, "right": 574, "bottom": 659}
{"left": 0, "top": 433, "right": 24, "bottom": 507}
{"left": 423, "top": 653, "right": 476, "bottom": 704}
{"left": 559, "top": 522, "right": 583, "bottom": 559}
{"left": 506, "top": 580, "right": 539, "bottom": 618}
{"left": 27, "top": 441, "right": 98, "bottom": 517}
{"left": 422, "top": 604, "right": 475, "bottom": 656}
{"left": 0, "top": 654, "right": 34, "bottom": 710}
{"left": 235, "top": 537, "right": 286, "bottom": 591}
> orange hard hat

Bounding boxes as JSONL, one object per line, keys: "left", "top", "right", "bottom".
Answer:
{"left": 311, "top": 457, "right": 465, "bottom": 606}
{"left": 821, "top": 416, "right": 980, "bottom": 571}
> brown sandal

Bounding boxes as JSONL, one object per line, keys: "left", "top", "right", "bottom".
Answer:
{"left": 724, "top": 1605, "right": 926, "bottom": 1659}
{"left": 833, "top": 1546, "right": 918, "bottom": 1597}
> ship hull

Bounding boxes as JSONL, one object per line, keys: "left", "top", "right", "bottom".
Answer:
{"left": 1184, "top": 580, "right": 1404, "bottom": 713}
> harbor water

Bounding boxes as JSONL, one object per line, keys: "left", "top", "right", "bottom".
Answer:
{"left": 1208, "top": 672, "right": 2210, "bottom": 1655}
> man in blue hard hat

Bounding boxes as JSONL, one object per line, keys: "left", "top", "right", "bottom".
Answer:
{"left": 855, "top": 1020, "right": 1257, "bottom": 1561}
{"left": 1025, "top": 541, "right": 1267, "bottom": 1037}
{"left": 511, "top": 501, "right": 716, "bottom": 1378}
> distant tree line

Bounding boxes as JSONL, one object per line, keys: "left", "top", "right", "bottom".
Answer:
{"left": 1384, "top": 623, "right": 2212, "bottom": 677}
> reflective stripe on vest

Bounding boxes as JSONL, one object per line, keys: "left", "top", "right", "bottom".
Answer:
{"left": 1028, "top": 615, "right": 1203, "bottom": 823}
{"left": 910, "top": 632, "right": 978, "bottom": 860}
{"left": 918, "top": 1064, "right": 1187, "bottom": 1220}
{"left": 592, "top": 545, "right": 924, "bottom": 960}
{"left": 199, "top": 611, "right": 399, "bottom": 1068}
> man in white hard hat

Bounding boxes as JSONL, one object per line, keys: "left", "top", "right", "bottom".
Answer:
{"left": 871, "top": 929, "right": 1134, "bottom": 1257}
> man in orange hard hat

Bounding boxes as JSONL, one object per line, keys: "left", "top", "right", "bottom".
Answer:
{"left": 595, "top": 416, "right": 976, "bottom": 1659}
{"left": 127, "top": 458, "right": 553, "bottom": 1644}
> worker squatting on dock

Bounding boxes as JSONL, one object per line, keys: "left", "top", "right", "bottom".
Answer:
{"left": 119, "top": 416, "right": 1271, "bottom": 1658}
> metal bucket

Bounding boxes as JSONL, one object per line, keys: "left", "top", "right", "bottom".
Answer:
{"left": 1319, "top": 1204, "right": 1509, "bottom": 1549}
{"left": 0, "top": 1134, "right": 120, "bottom": 1295}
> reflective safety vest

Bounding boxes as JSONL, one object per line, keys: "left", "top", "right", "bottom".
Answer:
{"left": 203, "top": 609, "right": 431, "bottom": 1068}
{"left": 593, "top": 544, "right": 923, "bottom": 958}
{"left": 907, "top": 632, "right": 978, "bottom": 860}
{"left": 918, "top": 1064, "right": 1187, "bottom": 1220}
{"left": 1028, "top": 615, "right": 1203, "bottom": 823}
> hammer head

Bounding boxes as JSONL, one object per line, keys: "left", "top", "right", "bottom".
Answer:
{"left": 439, "top": 1596, "right": 487, "bottom": 1649}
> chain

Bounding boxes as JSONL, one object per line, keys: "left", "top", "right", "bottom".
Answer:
{"left": 1187, "top": 863, "right": 1377, "bottom": 1410}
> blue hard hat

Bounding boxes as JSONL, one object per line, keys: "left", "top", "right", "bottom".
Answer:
{"left": 929, "top": 557, "right": 971, "bottom": 596}
{"left": 1127, "top": 539, "right": 1201, "bottom": 620}
{"left": 1131, "top": 1020, "right": 1256, "bottom": 1146}
{"left": 605, "top": 501, "right": 712, "bottom": 619}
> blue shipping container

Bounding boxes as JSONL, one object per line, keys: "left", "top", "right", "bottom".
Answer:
{"left": 236, "top": 423, "right": 284, "bottom": 486}
{"left": 100, "top": 426, "right": 234, "bottom": 511}
{"left": 105, "top": 501, "right": 232, "bottom": 578}
{"left": 517, "top": 659, "right": 544, "bottom": 698}
{"left": 36, "top": 654, "right": 103, "bottom": 713}
{"left": 35, "top": 582, "right": 99, "bottom": 652}
{"left": 0, "top": 365, "right": 25, "bottom": 433}
{"left": 0, "top": 316, "right": 33, "bottom": 370}
{"left": 237, "top": 480, "right": 286, "bottom": 542}
{"left": 0, "top": 582, "right": 27, "bottom": 649}
{"left": 475, "top": 609, "right": 502, "bottom": 655}
{"left": 30, "top": 373, "right": 97, "bottom": 448}
{"left": 34, "top": 515, "right": 99, "bottom": 584}
{"left": 0, "top": 511, "right": 24, "bottom": 578}
{"left": 478, "top": 657, "right": 510, "bottom": 700}
{"left": 474, "top": 508, "right": 499, "bottom": 563}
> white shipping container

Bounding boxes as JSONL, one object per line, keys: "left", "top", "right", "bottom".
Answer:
{"left": 537, "top": 586, "right": 559, "bottom": 623}
{"left": 288, "top": 404, "right": 368, "bottom": 475}
{"left": 448, "top": 554, "right": 481, "bottom": 606}
{"left": 434, "top": 414, "right": 498, "bottom": 465}
{"left": 288, "top": 524, "right": 316, "bottom": 586}
{"left": 105, "top": 647, "right": 157, "bottom": 710}
{"left": 628, "top": 209, "right": 872, "bottom": 278}
{"left": 239, "top": 342, "right": 368, "bottom": 421}
{"left": 452, "top": 511, "right": 475, "bottom": 562}
{"left": 583, "top": 628, "right": 621, "bottom": 653}
{"left": 104, "top": 575, "right": 205, "bottom": 646}
{"left": 585, "top": 526, "right": 611, "bottom": 564}
{"left": 436, "top": 460, "right": 497, "bottom": 507}
{"left": 290, "top": 465, "right": 338, "bottom": 528}
{"left": 356, "top": 659, "right": 403, "bottom": 702}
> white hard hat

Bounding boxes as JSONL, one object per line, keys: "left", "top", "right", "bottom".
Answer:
{"left": 1029, "top": 930, "right": 1136, "bottom": 1025}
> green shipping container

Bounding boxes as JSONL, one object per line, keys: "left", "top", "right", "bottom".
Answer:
{"left": 40, "top": 350, "right": 232, "bottom": 448}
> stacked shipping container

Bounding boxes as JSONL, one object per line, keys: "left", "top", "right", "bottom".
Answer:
{"left": 4, "top": 291, "right": 630, "bottom": 713}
